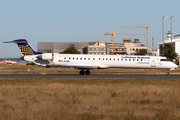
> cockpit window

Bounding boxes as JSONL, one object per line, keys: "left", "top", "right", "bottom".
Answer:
{"left": 161, "top": 59, "right": 170, "bottom": 61}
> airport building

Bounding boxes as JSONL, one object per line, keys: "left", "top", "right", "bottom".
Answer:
{"left": 124, "top": 38, "right": 147, "bottom": 55}
{"left": 38, "top": 38, "right": 147, "bottom": 55}
{"left": 106, "top": 42, "right": 127, "bottom": 55}
{"left": 38, "top": 42, "right": 95, "bottom": 54}
{"left": 85, "top": 41, "right": 106, "bottom": 55}
{"left": 159, "top": 31, "right": 180, "bottom": 56}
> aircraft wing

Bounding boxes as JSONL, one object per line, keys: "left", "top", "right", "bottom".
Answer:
{"left": 61, "top": 64, "right": 98, "bottom": 69}
{"left": 61, "top": 64, "right": 109, "bottom": 69}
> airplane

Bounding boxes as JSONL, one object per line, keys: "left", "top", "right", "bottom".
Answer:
{"left": 4, "top": 39, "right": 178, "bottom": 75}
{"left": 2, "top": 60, "right": 17, "bottom": 64}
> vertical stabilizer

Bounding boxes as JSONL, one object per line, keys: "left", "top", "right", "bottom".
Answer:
{"left": 3, "top": 39, "right": 42, "bottom": 56}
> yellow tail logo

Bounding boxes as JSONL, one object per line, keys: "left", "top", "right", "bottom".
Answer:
{"left": 18, "top": 45, "right": 34, "bottom": 56}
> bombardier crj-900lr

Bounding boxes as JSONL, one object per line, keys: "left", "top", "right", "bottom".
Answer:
{"left": 4, "top": 39, "right": 178, "bottom": 75}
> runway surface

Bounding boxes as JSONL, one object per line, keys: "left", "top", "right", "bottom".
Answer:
{"left": 0, "top": 74, "right": 180, "bottom": 79}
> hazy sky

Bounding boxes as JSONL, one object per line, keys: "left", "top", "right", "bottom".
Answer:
{"left": 0, "top": 0, "right": 179, "bottom": 58}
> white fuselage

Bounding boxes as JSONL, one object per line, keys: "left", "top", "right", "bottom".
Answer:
{"left": 24, "top": 53, "right": 178, "bottom": 70}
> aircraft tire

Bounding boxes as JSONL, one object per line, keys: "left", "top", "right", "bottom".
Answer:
{"left": 79, "top": 71, "right": 84, "bottom": 75}
{"left": 166, "top": 72, "right": 169, "bottom": 75}
{"left": 85, "top": 70, "right": 90, "bottom": 75}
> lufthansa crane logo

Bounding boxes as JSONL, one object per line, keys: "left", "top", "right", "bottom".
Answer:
{"left": 18, "top": 45, "right": 34, "bottom": 56}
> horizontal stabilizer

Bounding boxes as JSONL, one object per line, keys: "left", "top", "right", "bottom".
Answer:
{"left": 3, "top": 39, "right": 27, "bottom": 43}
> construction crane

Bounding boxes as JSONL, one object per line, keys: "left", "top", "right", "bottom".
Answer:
{"left": 119, "top": 24, "right": 150, "bottom": 54}
{"left": 104, "top": 29, "right": 145, "bottom": 55}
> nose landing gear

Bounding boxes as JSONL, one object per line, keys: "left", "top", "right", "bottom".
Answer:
{"left": 166, "top": 69, "right": 169, "bottom": 75}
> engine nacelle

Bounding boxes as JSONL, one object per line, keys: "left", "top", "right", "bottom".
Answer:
{"left": 38, "top": 53, "right": 53, "bottom": 60}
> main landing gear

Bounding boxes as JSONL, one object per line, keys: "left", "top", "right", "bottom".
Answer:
{"left": 79, "top": 69, "right": 90, "bottom": 75}
{"left": 166, "top": 69, "right": 169, "bottom": 75}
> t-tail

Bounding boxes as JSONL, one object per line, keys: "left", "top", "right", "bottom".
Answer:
{"left": 3, "top": 39, "right": 42, "bottom": 56}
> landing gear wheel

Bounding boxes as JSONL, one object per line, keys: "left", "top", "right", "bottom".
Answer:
{"left": 166, "top": 69, "right": 169, "bottom": 75}
{"left": 79, "top": 70, "right": 84, "bottom": 75}
{"left": 85, "top": 70, "right": 90, "bottom": 75}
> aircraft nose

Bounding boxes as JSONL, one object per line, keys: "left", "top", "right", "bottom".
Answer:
{"left": 172, "top": 63, "right": 178, "bottom": 69}
{"left": 175, "top": 64, "right": 178, "bottom": 68}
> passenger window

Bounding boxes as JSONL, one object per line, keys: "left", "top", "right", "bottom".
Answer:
{"left": 84, "top": 58, "right": 86, "bottom": 60}
{"left": 117, "top": 58, "right": 119, "bottom": 61}
{"left": 73, "top": 58, "right": 74, "bottom": 60}
{"left": 77, "top": 58, "right": 78, "bottom": 60}
{"left": 103, "top": 58, "right": 104, "bottom": 60}
{"left": 64, "top": 57, "right": 66, "bottom": 59}
{"left": 110, "top": 58, "right": 111, "bottom": 60}
{"left": 137, "top": 59, "right": 139, "bottom": 61}
{"left": 141, "top": 59, "right": 143, "bottom": 61}
{"left": 69, "top": 57, "right": 71, "bottom": 60}
{"left": 113, "top": 59, "right": 115, "bottom": 61}
{"left": 80, "top": 58, "right": 82, "bottom": 60}
{"left": 88, "top": 58, "right": 90, "bottom": 60}
{"left": 125, "top": 59, "right": 127, "bottom": 61}
{"left": 133, "top": 59, "right": 135, "bottom": 61}
{"left": 93, "top": 58, "right": 95, "bottom": 60}
{"left": 129, "top": 59, "right": 131, "bottom": 61}
{"left": 121, "top": 59, "right": 123, "bottom": 61}
{"left": 99, "top": 58, "right": 101, "bottom": 60}
{"left": 106, "top": 58, "right": 108, "bottom": 60}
